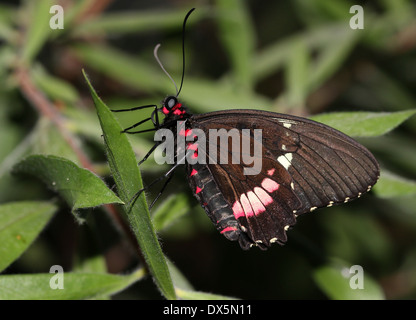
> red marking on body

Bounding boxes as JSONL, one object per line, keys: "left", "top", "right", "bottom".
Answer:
{"left": 261, "top": 178, "right": 280, "bottom": 193}
{"left": 247, "top": 191, "right": 266, "bottom": 216}
{"left": 190, "top": 169, "right": 198, "bottom": 177}
{"left": 253, "top": 187, "right": 273, "bottom": 206}
{"left": 173, "top": 108, "right": 185, "bottom": 116}
{"left": 221, "top": 226, "right": 237, "bottom": 234}
{"left": 163, "top": 103, "right": 185, "bottom": 116}
{"left": 232, "top": 201, "right": 245, "bottom": 219}
{"left": 267, "top": 168, "right": 276, "bottom": 176}
{"left": 195, "top": 186, "right": 202, "bottom": 194}
{"left": 187, "top": 143, "right": 198, "bottom": 150}
{"left": 179, "top": 128, "right": 193, "bottom": 137}
{"left": 191, "top": 150, "right": 198, "bottom": 159}
{"left": 170, "top": 103, "right": 186, "bottom": 116}
{"left": 240, "top": 194, "right": 254, "bottom": 217}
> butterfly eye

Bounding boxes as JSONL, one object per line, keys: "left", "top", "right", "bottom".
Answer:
{"left": 165, "top": 96, "right": 177, "bottom": 109}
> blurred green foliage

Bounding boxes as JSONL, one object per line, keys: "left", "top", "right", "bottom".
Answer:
{"left": 1, "top": 0, "right": 416, "bottom": 300}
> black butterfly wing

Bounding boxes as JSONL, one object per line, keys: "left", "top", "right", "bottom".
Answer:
{"left": 203, "top": 154, "right": 300, "bottom": 248}
{"left": 187, "top": 109, "right": 380, "bottom": 249}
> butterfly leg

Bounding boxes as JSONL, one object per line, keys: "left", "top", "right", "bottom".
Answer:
{"left": 149, "top": 172, "right": 175, "bottom": 210}
{"left": 111, "top": 104, "right": 160, "bottom": 134}
{"left": 126, "top": 158, "right": 183, "bottom": 212}
{"left": 146, "top": 147, "right": 192, "bottom": 208}
{"left": 120, "top": 117, "right": 152, "bottom": 133}
{"left": 138, "top": 141, "right": 163, "bottom": 166}
{"left": 111, "top": 104, "right": 157, "bottom": 113}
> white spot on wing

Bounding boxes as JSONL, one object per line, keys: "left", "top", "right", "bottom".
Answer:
{"left": 277, "top": 153, "right": 293, "bottom": 170}
{"left": 274, "top": 118, "right": 298, "bottom": 126}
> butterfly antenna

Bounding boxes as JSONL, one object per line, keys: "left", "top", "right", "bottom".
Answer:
{"left": 153, "top": 44, "right": 179, "bottom": 96}
{"left": 153, "top": 8, "right": 195, "bottom": 97}
{"left": 176, "top": 7, "right": 195, "bottom": 97}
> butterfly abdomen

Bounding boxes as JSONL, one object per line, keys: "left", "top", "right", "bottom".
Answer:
{"left": 186, "top": 163, "right": 255, "bottom": 250}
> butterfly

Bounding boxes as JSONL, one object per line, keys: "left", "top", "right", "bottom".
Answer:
{"left": 114, "top": 9, "right": 380, "bottom": 250}
{"left": 151, "top": 96, "right": 380, "bottom": 250}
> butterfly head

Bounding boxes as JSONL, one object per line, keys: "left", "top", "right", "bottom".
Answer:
{"left": 161, "top": 95, "right": 189, "bottom": 121}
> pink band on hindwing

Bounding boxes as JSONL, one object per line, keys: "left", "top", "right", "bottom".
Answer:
{"left": 261, "top": 178, "right": 280, "bottom": 193}
{"left": 232, "top": 201, "right": 245, "bottom": 219}
{"left": 247, "top": 191, "right": 266, "bottom": 216}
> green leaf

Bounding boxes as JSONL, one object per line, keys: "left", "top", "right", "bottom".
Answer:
{"left": 373, "top": 170, "right": 416, "bottom": 198}
{"left": 30, "top": 118, "right": 81, "bottom": 165}
{"left": 294, "top": 0, "right": 352, "bottom": 25}
{"left": 307, "top": 29, "right": 358, "bottom": 92}
{"left": 0, "top": 268, "right": 145, "bottom": 300}
{"left": 21, "top": 0, "right": 54, "bottom": 64}
{"left": 0, "top": 4, "right": 17, "bottom": 42}
{"left": 180, "top": 77, "right": 271, "bottom": 113}
{"left": 310, "top": 109, "right": 416, "bottom": 137}
{"left": 175, "top": 288, "right": 239, "bottom": 300}
{"left": 253, "top": 22, "right": 351, "bottom": 82}
{"left": 215, "top": 0, "right": 255, "bottom": 90}
{"left": 166, "top": 258, "right": 194, "bottom": 291}
{"left": 73, "top": 255, "right": 108, "bottom": 274}
{"left": 313, "top": 262, "right": 385, "bottom": 300}
{"left": 152, "top": 193, "right": 190, "bottom": 231}
{"left": 284, "top": 39, "right": 310, "bottom": 108}
{"left": 12, "top": 155, "right": 123, "bottom": 211}
{"left": 83, "top": 70, "right": 176, "bottom": 300}
{"left": 0, "top": 201, "right": 57, "bottom": 272}
{"left": 72, "top": 44, "right": 171, "bottom": 93}
{"left": 72, "top": 8, "right": 203, "bottom": 36}
{"left": 31, "top": 64, "right": 79, "bottom": 104}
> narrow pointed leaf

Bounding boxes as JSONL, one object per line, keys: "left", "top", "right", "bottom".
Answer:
{"left": 0, "top": 268, "right": 145, "bottom": 300}
{"left": 215, "top": 0, "right": 255, "bottom": 90}
{"left": 21, "top": 0, "right": 54, "bottom": 63}
{"left": 310, "top": 109, "right": 416, "bottom": 137}
{"left": 175, "top": 288, "right": 239, "bottom": 300}
{"left": 373, "top": 170, "right": 416, "bottom": 198}
{"left": 152, "top": 193, "right": 190, "bottom": 231}
{"left": 83, "top": 70, "right": 175, "bottom": 300}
